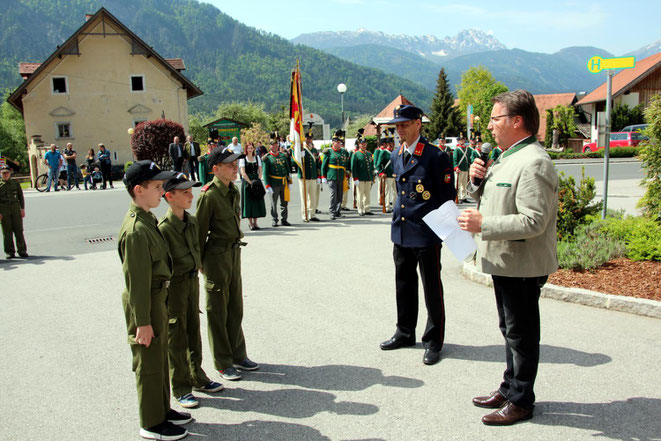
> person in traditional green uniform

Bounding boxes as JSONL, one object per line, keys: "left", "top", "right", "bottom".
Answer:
{"left": 158, "top": 173, "right": 224, "bottom": 410}
{"left": 453, "top": 139, "right": 476, "bottom": 203}
{"left": 262, "top": 134, "right": 292, "bottom": 227}
{"left": 196, "top": 147, "right": 259, "bottom": 382}
{"left": 320, "top": 130, "right": 350, "bottom": 220}
{"left": 295, "top": 131, "right": 320, "bottom": 222}
{"left": 0, "top": 166, "right": 27, "bottom": 259}
{"left": 489, "top": 144, "right": 503, "bottom": 162}
{"left": 351, "top": 136, "right": 375, "bottom": 216}
{"left": 118, "top": 161, "right": 191, "bottom": 441}
{"left": 375, "top": 139, "right": 396, "bottom": 213}
{"left": 198, "top": 140, "right": 218, "bottom": 185}
{"left": 239, "top": 142, "right": 266, "bottom": 230}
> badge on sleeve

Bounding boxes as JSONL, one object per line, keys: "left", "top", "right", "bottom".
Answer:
{"left": 444, "top": 174, "right": 451, "bottom": 183}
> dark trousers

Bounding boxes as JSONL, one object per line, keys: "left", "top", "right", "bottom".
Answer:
{"left": 269, "top": 184, "right": 288, "bottom": 222}
{"left": 492, "top": 275, "right": 546, "bottom": 409}
{"left": 66, "top": 164, "right": 79, "bottom": 188}
{"left": 173, "top": 157, "right": 184, "bottom": 172}
{"left": 188, "top": 158, "right": 198, "bottom": 180}
{"left": 1, "top": 204, "right": 27, "bottom": 256}
{"left": 328, "top": 179, "right": 343, "bottom": 216}
{"left": 100, "top": 162, "right": 113, "bottom": 188}
{"left": 392, "top": 243, "right": 445, "bottom": 350}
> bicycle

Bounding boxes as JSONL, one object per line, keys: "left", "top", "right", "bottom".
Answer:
{"left": 35, "top": 173, "right": 48, "bottom": 192}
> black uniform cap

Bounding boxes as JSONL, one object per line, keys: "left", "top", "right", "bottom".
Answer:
{"left": 163, "top": 172, "right": 202, "bottom": 192}
{"left": 387, "top": 105, "right": 423, "bottom": 124}
{"left": 208, "top": 146, "right": 244, "bottom": 167}
{"left": 124, "top": 160, "right": 172, "bottom": 187}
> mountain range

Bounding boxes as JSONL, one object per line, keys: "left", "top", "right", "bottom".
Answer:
{"left": 293, "top": 30, "right": 660, "bottom": 94}
{"left": 0, "top": 0, "right": 432, "bottom": 127}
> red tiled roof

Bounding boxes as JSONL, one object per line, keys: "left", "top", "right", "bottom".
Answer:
{"left": 19, "top": 62, "right": 41, "bottom": 78}
{"left": 165, "top": 58, "right": 185, "bottom": 71}
{"left": 577, "top": 51, "right": 661, "bottom": 105}
{"left": 373, "top": 94, "right": 414, "bottom": 120}
{"left": 534, "top": 92, "right": 577, "bottom": 140}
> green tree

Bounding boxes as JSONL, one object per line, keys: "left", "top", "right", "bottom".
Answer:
{"left": 638, "top": 95, "right": 661, "bottom": 221}
{"left": 456, "top": 66, "right": 508, "bottom": 143}
{"left": 550, "top": 104, "right": 578, "bottom": 149}
{"left": 612, "top": 103, "right": 645, "bottom": 132}
{"left": 214, "top": 101, "right": 269, "bottom": 128}
{"left": 425, "top": 68, "right": 463, "bottom": 140}
{"left": 556, "top": 169, "right": 603, "bottom": 240}
{"left": 544, "top": 109, "right": 554, "bottom": 148}
{"left": 188, "top": 113, "right": 211, "bottom": 144}
{"left": 267, "top": 105, "right": 290, "bottom": 136}
{"left": 0, "top": 91, "right": 27, "bottom": 172}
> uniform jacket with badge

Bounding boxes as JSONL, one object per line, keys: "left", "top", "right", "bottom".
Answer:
{"left": 351, "top": 150, "right": 374, "bottom": 181}
{"left": 321, "top": 148, "right": 350, "bottom": 181}
{"left": 468, "top": 136, "right": 558, "bottom": 278}
{"left": 262, "top": 152, "right": 291, "bottom": 187}
{"left": 375, "top": 149, "right": 394, "bottom": 177}
{"left": 294, "top": 147, "right": 319, "bottom": 180}
{"left": 453, "top": 146, "right": 476, "bottom": 171}
{"left": 391, "top": 137, "right": 456, "bottom": 248}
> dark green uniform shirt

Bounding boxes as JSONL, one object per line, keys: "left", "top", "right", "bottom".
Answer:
{"left": 321, "top": 148, "right": 350, "bottom": 181}
{"left": 375, "top": 149, "right": 394, "bottom": 177}
{"left": 196, "top": 176, "right": 243, "bottom": 254}
{"left": 295, "top": 147, "right": 319, "bottom": 179}
{"left": 118, "top": 203, "right": 173, "bottom": 327}
{"left": 262, "top": 152, "right": 290, "bottom": 187}
{"left": 351, "top": 150, "right": 375, "bottom": 181}
{"left": 0, "top": 178, "right": 24, "bottom": 209}
{"left": 453, "top": 146, "right": 476, "bottom": 171}
{"left": 158, "top": 209, "right": 202, "bottom": 275}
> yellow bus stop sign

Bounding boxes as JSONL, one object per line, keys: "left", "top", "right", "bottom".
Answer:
{"left": 587, "top": 56, "right": 635, "bottom": 73}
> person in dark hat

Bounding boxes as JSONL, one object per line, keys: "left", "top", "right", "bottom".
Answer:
{"left": 320, "top": 129, "right": 350, "bottom": 220}
{"left": 0, "top": 165, "right": 27, "bottom": 259}
{"left": 118, "top": 160, "right": 192, "bottom": 440}
{"left": 262, "top": 132, "right": 292, "bottom": 227}
{"left": 195, "top": 147, "right": 259, "bottom": 382}
{"left": 295, "top": 130, "right": 320, "bottom": 222}
{"left": 375, "top": 134, "right": 396, "bottom": 212}
{"left": 379, "top": 105, "right": 456, "bottom": 366}
{"left": 350, "top": 133, "right": 375, "bottom": 216}
{"left": 158, "top": 173, "right": 224, "bottom": 410}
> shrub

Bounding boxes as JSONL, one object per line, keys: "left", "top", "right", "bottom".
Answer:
{"left": 638, "top": 95, "right": 661, "bottom": 221}
{"left": 557, "top": 223, "right": 626, "bottom": 270}
{"left": 598, "top": 215, "right": 661, "bottom": 261}
{"left": 123, "top": 161, "right": 133, "bottom": 172}
{"left": 131, "top": 119, "right": 185, "bottom": 169}
{"left": 557, "top": 168, "right": 603, "bottom": 240}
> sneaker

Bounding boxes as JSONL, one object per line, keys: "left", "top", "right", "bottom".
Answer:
{"left": 194, "top": 381, "right": 224, "bottom": 393}
{"left": 167, "top": 409, "right": 192, "bottom": 425}
{"left": 218, "top": 367, "right": 242, "bottom": 381}
{"left": 176, "top": 393, "right": 199, "bottom": 409}
{"left": 233, "top": 358, "right": 259, "bottom": 371}
{"left": 139, "top": 421, "right": 188, "bottom": 440}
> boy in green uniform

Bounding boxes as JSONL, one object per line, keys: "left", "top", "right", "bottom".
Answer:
{"left": 196, "top": 147, "right": 259, "bottom": 382}
{"left": 118, "top": 160, "right": 191, "bottom": 441}
{"left": 320, "top": 131, "right": 350, "bottom": 220}
{"left": 159, "top": 173, "right": 224, "bottom": 409}
{"left": 0, "top": 166, "right": 28, "bottom": 259}
{"left": 350, "top": 136, "right": 375, "bottom": 216}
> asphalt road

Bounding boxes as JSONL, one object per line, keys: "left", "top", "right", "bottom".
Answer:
{"left": 2, "top": 181, "right": 660, "bottom": 440}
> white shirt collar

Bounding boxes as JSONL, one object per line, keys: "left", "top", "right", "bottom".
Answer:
{"left": 404, "top": 135, "right": 420, "bottom": 154}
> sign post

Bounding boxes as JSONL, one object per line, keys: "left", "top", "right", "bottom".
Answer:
{"left": 587, "top": 55, "right": 635, "bottom": 219}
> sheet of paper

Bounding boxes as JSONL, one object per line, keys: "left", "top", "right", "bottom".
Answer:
{"left": 423, "top": 200, "right": 477, "bottom": 261}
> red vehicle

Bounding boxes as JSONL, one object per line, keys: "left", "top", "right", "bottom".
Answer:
{"left": 582, "top": 131, "right": 644, "bottom": 153}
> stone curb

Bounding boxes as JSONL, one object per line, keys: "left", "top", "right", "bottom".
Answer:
{"left": 462, "top": 262, "right": 661, "bottom": 319}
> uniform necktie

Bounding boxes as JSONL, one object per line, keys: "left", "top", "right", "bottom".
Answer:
{"left": 403, "top": 150, "right": 411, "bottom": 164}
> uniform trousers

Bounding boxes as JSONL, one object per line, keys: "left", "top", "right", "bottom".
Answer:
{"left": 384, "top": 177, "right": 396, "bottom": 209}
{"left": 298, "top": 178, "right": 317, "bottom": 220}
{"left": 493, "top": 275, "right": 545, "bottom": 410}
{"left": 314, "top": 179, "right": 321, "bottom": 211}
{"left": 328, "top": 179, "right": 343, "bottom": 217}
{"left": 341, "top": 178, "right": 350, "bottom": 208}
{"left": 355, "top": 181, "right": 372, "bottom": 214}
{"left": 393, "top": 243, "right": 446, "bottom": 350}
{"left": 269, "top": 184, "right": 288, "bottom": 222}
{"left": 1, "top": 203, "right": 27, "bottom": 256}
{"left": 457, "top": 170, "right": 469, "bottom": 200}
{"left": 167, "top": 273, "right": 211, "bottom": 397}
{"left": 123, "top": 284, "right": 170, "bottom": 429}
{"left": 203, "top": 245, "right": 247, "bottom": 370}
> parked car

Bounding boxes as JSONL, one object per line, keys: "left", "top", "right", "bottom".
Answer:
{"left": 620, "top": 123, "right": 648, "bottom": 133}
{"left": 444, "top": 137, "right": 459, "bottom": 150}
{"left": 582, "top": 131, "right": 645, "bottom": 153}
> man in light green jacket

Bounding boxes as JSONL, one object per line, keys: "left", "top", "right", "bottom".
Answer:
{"left": 458, "top": 90, "right": 558, "bottom": 427}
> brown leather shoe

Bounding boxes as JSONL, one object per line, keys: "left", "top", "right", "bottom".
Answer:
{"left": 472, "top": 391, "right": 507, "bottom": 408}
{"left": 481, "top": 401, "right": 533, "bottom": 426}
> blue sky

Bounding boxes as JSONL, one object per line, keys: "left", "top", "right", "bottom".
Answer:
{"left": 206, "top": 0, "right": 660, "bottom": 55}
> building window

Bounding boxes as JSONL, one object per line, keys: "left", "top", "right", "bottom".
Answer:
{"left": 130, "top": 75, "right": 145, "bottom": 92}
{"left": 52, "top": 76, "right": 68, "bottom": 94}
{"left": 56, "top": 123, "right": 72, "bottom": 139}
{"left": 133, "top": 119, "right": 147, "bottom": 127}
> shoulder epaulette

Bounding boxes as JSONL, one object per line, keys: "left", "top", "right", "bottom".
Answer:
{"left": 201, "top": 183, "right": 212, "bottom": 193}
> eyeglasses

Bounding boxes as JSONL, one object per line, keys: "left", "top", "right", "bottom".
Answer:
{"left": 489, "top": 114, "right": 512, "bottom": 123}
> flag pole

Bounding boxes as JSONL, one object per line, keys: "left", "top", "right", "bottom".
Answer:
{"left": 294, "top": 59, "right": 308, "bottom": 222}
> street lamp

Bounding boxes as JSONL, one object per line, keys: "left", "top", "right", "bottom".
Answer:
{"left": 337, "top": 83, "right": 347, "bottom": 129}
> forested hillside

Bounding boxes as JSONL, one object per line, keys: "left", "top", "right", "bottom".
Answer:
{"left": 0, "top": 0, "right": 432, "bottom": 125}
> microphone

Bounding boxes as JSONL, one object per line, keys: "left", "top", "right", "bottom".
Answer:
{"left": 473, "top": 143, "right": 493, "bottom": 187}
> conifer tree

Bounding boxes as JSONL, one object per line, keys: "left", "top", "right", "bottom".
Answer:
{"left": 426, "top": 68, "right": 462, "bottom": 140}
